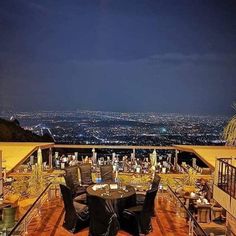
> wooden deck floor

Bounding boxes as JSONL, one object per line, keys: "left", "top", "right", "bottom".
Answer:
{"left": 27, "top": 193, "right": 189, "bottom": 236}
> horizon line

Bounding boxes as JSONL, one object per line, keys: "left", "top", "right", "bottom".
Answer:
{"left": 0, "top": 109, "right": 229, "bottom": 118}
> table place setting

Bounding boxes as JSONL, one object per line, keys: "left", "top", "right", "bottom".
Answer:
{"left": 196, "top": 197, "right": 210, "bottom": 205}
{"left": 110, "top": 184, "right": 118, "bottom": 190}
{"left": 101, "top": 192, "right": 111, "bottom": 197}
{"left": 87, "top": 183, "right": 136, "bottom": 201}
{"left": 92, "top": 184, "right": 108, "bottom": 191}
{"left": 118, "top": 185, "right": 129, "bottom": 195}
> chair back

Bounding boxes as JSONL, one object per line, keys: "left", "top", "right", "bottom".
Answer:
{"left": 60, "top": 184, "right": 78, "bottom": 228}
{"left": 79, "top": 164, "right": 93, "bottom": 185}
{"left": 60, "top": 184, "right": 89, "bottom": 232}
{"left": 143, "top": 187, "right": 158, "bottom": 213}
{"left": 65, "top": 166, "right": 79, "bottom": 184}
{"left": 88, "top": 195, "right": 119, "bottom": 236}
{"left": 151, "top": 173, "right": 161, "bottom": 189}
{"left": 140, "top": 187, "right": 158, "bottom": 233}
{"left": 100, "top": 165, "right": 113, "bottom": 182}
{"left": 2, "top": 206, "right": 17, "bottom": 228}
{"left": 64, "top": 173, "right": 77, "bottom": 194}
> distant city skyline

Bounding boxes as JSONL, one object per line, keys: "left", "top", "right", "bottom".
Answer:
{"left": 0, "top": 0, "right": 236, "bottom": 115}
{"left": 3, "top": 110, "right": 226, "bottom": 146}
{"left": 0, "top": 109, "right": 231, "bottom": 118}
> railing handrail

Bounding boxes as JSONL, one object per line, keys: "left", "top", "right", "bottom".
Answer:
{"left": 217, "top": 158, "right": 236, "bottom": 199}
{"left": 218, "top": 158, "right": 236, "bottom": 170}
{"left": 9, "top": 182, "right": 52, "bottom": 235}
{"left": 167, "top": 185, "right": 208, "bottom": 236}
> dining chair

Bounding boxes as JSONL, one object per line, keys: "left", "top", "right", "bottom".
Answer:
{"left": 78, "top": 164, "right": 94, "bottom": 186}
{"left": 136, "top": 174, "right": 161, "bottom": 206}
{"left": 211, "top": 202, "right": 223, "bottom": 222}
{"left": 87, "top": 195, "right": 119, "bottom": 236}
{"left": 121, "top": 187, "right": 158, "bottom": 236}
{"left": 196, "top": 204, "right": 211, "bottom": 223}
{"left": 152, "top": 173, "right": 161, "bottom": 189}
{"left": 100, "top": 165, "right": 114, "bottom": 182}
{"left": 60, "top": 184, "right": 89, "bottom": 233}
{"left": 65, "top": 165, "right": 79, "bottom": 183}
{"left": 64, "top": 173, "right": 87, "bottom": 199}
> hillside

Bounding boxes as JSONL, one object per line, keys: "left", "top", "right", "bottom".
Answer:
{"left": 0, "top": 118, "right": 54, "bottom": 142}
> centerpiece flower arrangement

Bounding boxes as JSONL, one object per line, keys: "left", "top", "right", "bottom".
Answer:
{"left": 182, "top": 167, "right": 197, "bottom": 192}
{"left": 28, "top": 164, "right": 47, "bottom": 197}
{"left": 12, "top": 164, "right": 47, "bottom": 198}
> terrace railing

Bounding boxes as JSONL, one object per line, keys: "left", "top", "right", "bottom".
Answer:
{"left": 167, "top": 185, "right": 208, "bottom": 236}
{"left": 217, "top": 158, "right": 236, "bottom": 199}
{"left": 8, "top": 182, "right": 53, "bottom": 236}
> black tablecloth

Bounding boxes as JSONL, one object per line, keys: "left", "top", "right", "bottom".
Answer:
{"left": 87, "top": 184, "right": 136, "bottom": 217}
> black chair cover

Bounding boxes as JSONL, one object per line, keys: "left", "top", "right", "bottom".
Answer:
{"left": 151, "top": 173, "right": 161, "bottom": 189}
{"left": 79, "top": 164, "right": 94, "bottom": 185}
{"left": 100, "top": 165, "right": 114, "bottom": 182}
{"left": 65, "top": 165, "right": 79, "bottom": 183}
{"left": 122, "top": 187, "right": 158, "bottom": 235}
{"left": 136, "top": 193, "right": 145, "bottom": 205}
{"left": 60, "top": 184, "right": 89, "bottom": 233}
{"left": 88, "top": 195, "right": 119, "bottom": 236}
{"left": 140, "top": 187, "right": 158, "bottom": 231}
{"left": 136, "top": 174, "right": 161, "bottom": 205}
{"left": 64, "top": 173, "right": 86, "bottom": 197}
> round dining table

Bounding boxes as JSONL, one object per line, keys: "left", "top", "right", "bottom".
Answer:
{"left": 87, "top": 183, "right": 136, "bottom": 217}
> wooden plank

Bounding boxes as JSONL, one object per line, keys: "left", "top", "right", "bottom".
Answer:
{"left": 27, "top": 193, "right": 189, "bottom": 236}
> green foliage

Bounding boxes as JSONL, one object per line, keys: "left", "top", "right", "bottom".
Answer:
{"left": 12, "top": 165, "right": 47, "bottom": 197}
{"left": 28, "top": 165, "right": 46, "bottom": 196}
{"left": 186, "top": 168, "right": 197, "bottom": 186}
{"left": 12, "top": 177, "right": 29, "bottom": 196}
{"left": 160, "top": 175, "right": 177, "bottom": 188}
{"left": 223, "top": 103, "right": 236, "bottom": 146}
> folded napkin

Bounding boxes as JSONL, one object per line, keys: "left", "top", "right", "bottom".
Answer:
{"left": 110, "top": 184, "right": 118, "bottom": 190}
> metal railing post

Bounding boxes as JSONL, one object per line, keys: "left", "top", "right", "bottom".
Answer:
{"left": 37, "top": 199, "right": 41, "bottom": 216}
{"left": 23, "top": 218, "right": 28, "bottom": 235}
{"left": 167, "top": 185, "right": 207, "bottom": 236}
{"left": 217, "top": 158, "right": 236, "bottom": 199}
{"left": 47, "top": 185, "right": 52, "bottom": 201}
{"left": 49, "top": 148, "right": 53, "bottom": 169}
{"left": 9, "top": 183, "right": 52, "bottom": 235}
{"left": 188, "top": 219, "right": 194, "bottom": 236}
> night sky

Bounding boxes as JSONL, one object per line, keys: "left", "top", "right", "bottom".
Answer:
{"left": 0, "top": 0, "right": 236, "bottom": 115}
